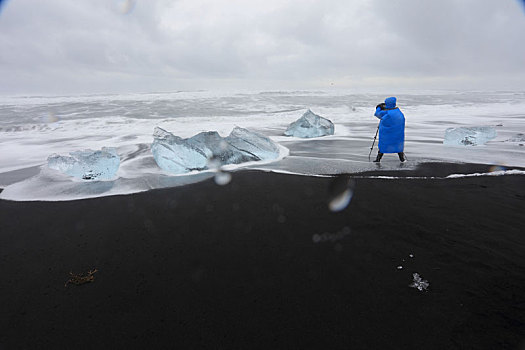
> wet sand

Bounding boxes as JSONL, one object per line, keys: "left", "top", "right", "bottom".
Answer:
{"left": 1, "top": 163, "right": 524, "bottom": 349}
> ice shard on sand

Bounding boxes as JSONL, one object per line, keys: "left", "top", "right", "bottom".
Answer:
{"left": 47, "top": 147, "right": 120, "bottom": 180}
{"left": 284, "top": 109, "right": 335, "bottom": 138}
{"left": 443, "top": 126, "right": 496, "bottom": 146}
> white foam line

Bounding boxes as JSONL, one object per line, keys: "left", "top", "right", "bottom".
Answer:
{"left": 349, "top": 169, "right": 525, "bottom": 180}
{"left": 229, "top": 168, "right": 525, "bottom": 180}
{"left": 280, "top": 155, "right": 365, "bottom": 163}
{"left": 353, "top": 175, "right": 433, "bottom": 179}
{"left": 243, "top": 168, "right": 332, "bottom": 178}
{"left": 445, "top": 169, "right": 525, "bottom": 178}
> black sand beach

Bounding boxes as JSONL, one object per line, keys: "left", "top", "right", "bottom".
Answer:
{"left": 1, "top": 163, "right": 524, "bottom": 349}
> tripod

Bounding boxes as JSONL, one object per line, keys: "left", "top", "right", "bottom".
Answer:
{"left": 368, "top": 124, "right": 379, "bottom": 162}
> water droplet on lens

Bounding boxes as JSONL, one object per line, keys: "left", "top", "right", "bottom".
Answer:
{"left": 113, "top": 0, "right": 136, "bottom": 14}
{"left": 219, "top": 140, "right": 229, "bottom": 151}
{"left": 329, "top": 189, "right": 354, "bottom": 212}
{"left": 489, "top": 165, "right": 506, "bottom": 173}
{"left": 207, "top": 156, "right": 221, "bottom": 170}
{"left": 42, "top": 111, "right": 59, "bottom": 124}
{"left": 328, "top": 175, "right": 355, "bottom": 212}
{"left": 214, "top": 171, "right": 231, "bottom": 186}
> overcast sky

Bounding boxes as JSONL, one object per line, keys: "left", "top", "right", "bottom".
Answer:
{"left": 1, "top": 0, "right": 525, "bottom": 95}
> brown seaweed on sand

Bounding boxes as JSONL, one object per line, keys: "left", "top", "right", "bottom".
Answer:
{"left": 64, "top": 269, "right": 98, "bottom": 287}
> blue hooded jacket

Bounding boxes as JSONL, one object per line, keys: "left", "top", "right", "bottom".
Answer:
{"left": 374, "top": 97, "right": 405, "bottom": 153}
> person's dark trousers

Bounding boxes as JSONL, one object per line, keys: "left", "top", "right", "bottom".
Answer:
{"left": 374, "top": 152, "right": 406, "bottom": 162}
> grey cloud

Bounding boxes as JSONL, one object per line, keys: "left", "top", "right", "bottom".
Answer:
{"left": 367, "top": 0, "right": 525, "bottom": 75}
{"left": 1, "top": 0, "right": 524, "bottom": 94}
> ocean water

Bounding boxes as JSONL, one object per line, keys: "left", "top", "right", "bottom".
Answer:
{"left": 1, "top": 90, "right": 524, "bottom": 201}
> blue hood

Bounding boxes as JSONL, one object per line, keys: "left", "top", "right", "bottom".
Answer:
{"left": 385, "top": 97, "right": 397, "bottom": 109}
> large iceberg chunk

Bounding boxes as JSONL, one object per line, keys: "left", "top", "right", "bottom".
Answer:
{"left": 151, "top": 127, "right": 208, "bottom": 174}
{"left": 284, "top": 109, "right": 335, "bottom": 138}
{"left": 47, "top": 147, "right": 120, "bottom": 180}
{"left": 151, "top": 126, "right": 281, "bottom": 174}
{"left": 226, "top": 126, "right": 281, "bottom": 162}
{"left": 443, "top": 126, "right": 496, "bottom": 146}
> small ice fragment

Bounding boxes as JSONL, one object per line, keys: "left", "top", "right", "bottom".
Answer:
{"left": 47, "top": 147, "right": 120, "bottom": 180}
{"left": 284, "top": 109, "right": 335, "bottom": 138}
{"left": 397, "top": 266, "right": 403, "bottom": 270}
{"left": 409, "top": 273, "right": 429, "bottom": 291}
{"left": 443, "top": 126, "right": 496, "bottom": 146}
{"left": 409, "top": 254, "right": 414, "bottom": 258}
{"left": 505, "top": 133, "right": 525, "bottom": 142}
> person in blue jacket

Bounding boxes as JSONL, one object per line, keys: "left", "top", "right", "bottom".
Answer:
{"left": 373, "top": 97, "right": 406, "bottom": 162}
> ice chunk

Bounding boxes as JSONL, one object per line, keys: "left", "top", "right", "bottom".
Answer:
{"left": 443, "top": 126, "right": 496, "bottom": 146}
{"left": 151, "top": 126, "right": 281, "bottom": 174}
{"left": 186, "top": 131, "right": 235, "bottom": 162}
{"left": 409, "top": 273, "right": 429, "bottom": 291}
{"left": 47, "top": 147, "right": 120, "bottom": 180}
{"left": 226, "top": 126, "right": 281, "bottom": 162}
{"left": 151, "top": 127, "right": 208, "bottom": 174}
{"left": 284, "top": 109, "right": 335, "bottom": 138}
